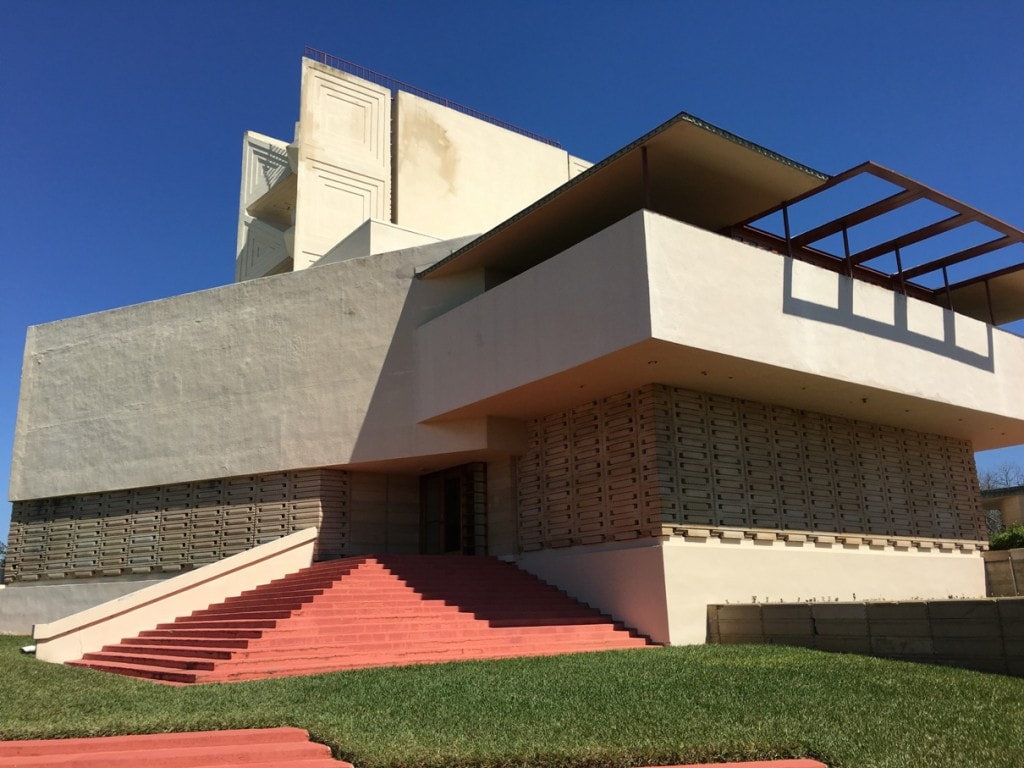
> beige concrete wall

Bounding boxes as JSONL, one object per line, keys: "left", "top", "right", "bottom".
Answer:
{"left": 986, "top": 494, "right": 1024, "bottom": 527}
{"left": 10, "top": 241, "right": 508, "bottom": 503}
{"left": 518, "top": 387, "right": 663, "bottom": 551}
{"left": 708, "top": 598, "right": 1024, "bottom": 676}
{"left": 416, "top": 213, "right": 653, "bottom": 422}
{"left": 394, "top": 91, "right": 573, "bottom": 241}
{"left": 663, "top": 534, "right": 984, "bottom": 644}
{"left": 646, "top": 212, "right": 1024, "bottom": 445}
{"left": 416, "top": 211, "right": 1024, "bottom": 447}
{"left": 316, "top": 219, "right": 443, "bottom": 267}
{"left": 0, "top": 577, "right": 168, "bottom": 635}
{"left": 293, "top": 60, "right": 391, "bottom": 270}
{"left": 517, "top": 539, "right": 670, "bottom": 644}
{"left": 237, "top": 218, "right": 292, "bottom": 281}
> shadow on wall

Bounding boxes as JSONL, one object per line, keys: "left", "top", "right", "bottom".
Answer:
{"left": 782, "top": 258, "right": 995, "bottom": 371}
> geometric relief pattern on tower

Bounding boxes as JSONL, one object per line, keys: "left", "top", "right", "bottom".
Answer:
{"left": 242, "top": 136, "right": 291, "bottom": 209}
{"left": 309, "top": 70, "right": 389, "bottom": 167}
{"left": 5, "top": 470, "right": 350, "bottom": 583}
{"left": 516, "top": 384, "right": 986, "bottom": 553}
{"left": 294, "top": 65, "right": 392, "bottom": 267}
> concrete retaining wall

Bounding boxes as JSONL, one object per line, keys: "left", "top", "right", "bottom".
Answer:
{"left": 708, "top": 598, "right": 1024, "bottom": 676}
{"left": 983, "top": 548, "right": 1024, "bottom": 596}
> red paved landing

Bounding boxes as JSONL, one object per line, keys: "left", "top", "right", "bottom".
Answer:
{"left": 67, "top": 555, "right": 654, "bottom": 684}
{"left": 0, "top": 727, "right": 351, "bottom": 767}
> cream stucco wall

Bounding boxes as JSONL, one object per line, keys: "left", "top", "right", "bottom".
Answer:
{"left": 661, "top": 535, "right": 985, "bottom": 645}
{"left": 9, "top": 241, "right": 505, "bottom": 502}
{"left": 517, "top": 539, "right": 671, "bottom": 644}
{"left": 316, "top": 219, "right": 445, "bottom": 267}
{"left": 645, "top": 212, "right": 1024, "bottom": 445}
{"left": 292, "top": 61, "right": 392, "bottom": 270}
{"left": 416, "top": 211, "right": 1024, "bottom": 449}
{"left": 416, "top": 212, "right": 654, "bottom": 421}
{"left": 519, "top": 537, "right": 984, "bottom": 645}
{"left": 242, "top": 61, "right": 586, "bottom": 280}
{"left": 394, "top": 91, "right": 575, "bottom": 241}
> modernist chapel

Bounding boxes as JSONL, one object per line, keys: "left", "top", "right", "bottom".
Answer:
{"left": 5, "top": 51, "right": 1024, "bottom": 653}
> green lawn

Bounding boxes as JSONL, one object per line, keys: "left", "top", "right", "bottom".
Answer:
{"left": 0, "top": 636, "right": 1021, "bottom": 767}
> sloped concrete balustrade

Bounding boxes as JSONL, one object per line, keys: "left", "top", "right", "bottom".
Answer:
{"left": 67, "top": 555, "right": 654, "bottom": 683}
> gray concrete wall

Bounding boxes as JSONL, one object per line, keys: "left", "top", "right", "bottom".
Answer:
{"left": 0, "top": 577, "right": 169, "bottom": 635}
{"left": 10, "top": 240, "right": 496, "bottom": 503}
{"left": 708, "top": 598, "right": 1024, "bottom": 676}
{"left": 984, "top": 548, "right": 1024, "bottom": 596}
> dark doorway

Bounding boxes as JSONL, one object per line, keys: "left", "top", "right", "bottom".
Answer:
{"left": 420, "top": 463, "right": 486, "bottom": 554}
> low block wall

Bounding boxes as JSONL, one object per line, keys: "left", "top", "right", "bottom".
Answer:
{"left": 983, "top": 548, "right": 1024, "bottom": 596}
{"left": 708, "top": 598, "right": 1024, "bottom": 676}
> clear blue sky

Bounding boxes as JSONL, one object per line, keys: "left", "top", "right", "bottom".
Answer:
{"left": 2, "top": 1, "right": 1023, "bottom": 543}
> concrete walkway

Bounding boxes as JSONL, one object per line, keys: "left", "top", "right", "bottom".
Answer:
{"left": 0, "top": 727, "right": 828, "bottom": 767}
{"left": 0, "top": 727, "right": 351, "bottom": 767}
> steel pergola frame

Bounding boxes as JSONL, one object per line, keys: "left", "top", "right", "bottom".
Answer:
{"left": 727, "top": 161, "right": 1024, "bottom": 325}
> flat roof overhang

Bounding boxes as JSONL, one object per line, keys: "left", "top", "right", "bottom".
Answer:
{"left": 421, "top": 337, "right": 1024, "bottom": 452}
{"left": 419, "top": 112, "right": 828, "bottom": 280}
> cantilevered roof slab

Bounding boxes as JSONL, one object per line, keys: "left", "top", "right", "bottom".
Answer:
{"left": 416, "top": 211, "right": 1024, "bottom": 451}
{"left": 948, "top": 266, "right": 1024, "bottom": 326}
{"left": 420, "top": 112, "right": 827, "bottom": 279}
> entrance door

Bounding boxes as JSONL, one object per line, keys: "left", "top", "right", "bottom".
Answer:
{"left": 420, "top": 464, "right": 486, "bottom": 554}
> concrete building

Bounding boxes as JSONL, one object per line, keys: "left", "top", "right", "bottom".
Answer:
{"left": 983, "top": 486, "right": 1024, "bottom": 529}
{"left": 5, "top": 50, "right": 1024, "bottom": 642}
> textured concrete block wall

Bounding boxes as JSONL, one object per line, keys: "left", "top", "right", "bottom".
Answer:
{"left": 983, "top": 549, "right": 1024, "bottom": 597}
{"left": 518, "top": 388, "right": 663, "bottom": 551}
{"left": 6, "top": 469, "right": 350, "bottom": 583}
{"left": 517, "top": 384, "right": 985, "bottom": 551}
{"left": 708, "top": 598, "right": 1024, "bottom": 676}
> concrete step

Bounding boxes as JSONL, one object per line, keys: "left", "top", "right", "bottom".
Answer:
{"left": 0, "top": 727, "right": 350, "bottom": 767}
{"left": 69, "top": 554, "right": 655, "bottom": 684}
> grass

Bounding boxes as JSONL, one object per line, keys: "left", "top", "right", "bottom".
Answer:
{"left": 1, "top": 636, "right": 1022, "bottom": 767}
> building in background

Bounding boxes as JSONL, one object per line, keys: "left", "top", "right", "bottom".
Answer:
{"left": 5, "top": 51, "right": 1024, "bottom": 641}
{"left": 983, "top": 486, "right": 1024, "bottom": 529}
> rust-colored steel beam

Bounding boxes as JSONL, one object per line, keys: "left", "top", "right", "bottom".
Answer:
{"left": 791, "top": 187, "right": 924, "bottom": 247}
{"left": 900, "top": 236, "right": 1014, "bottom": 280}
{"left": 846, "top": 212, "right": 971, "bottom": 266}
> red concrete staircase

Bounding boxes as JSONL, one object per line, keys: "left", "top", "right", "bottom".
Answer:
{"left": 66, "top": 555, "right": 653, "bottom": 684}
{"left": 0, "top": 728, "right": 351, "bottom": 767}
